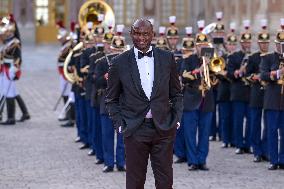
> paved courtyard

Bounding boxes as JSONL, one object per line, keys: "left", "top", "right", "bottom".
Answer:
{"left": 0, "top": 44, "right": 284, "bottom": 189}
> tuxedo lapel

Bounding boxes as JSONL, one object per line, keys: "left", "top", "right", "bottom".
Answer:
{"left": 128, "top": 48, "right": 147, "bottom": 98}
{"left": 150, "top": 48, "right": 162, "bottom": 99}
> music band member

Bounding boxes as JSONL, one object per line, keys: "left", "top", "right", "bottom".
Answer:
{"left": 260, "top": 18, "right": 284, "bottom": 170}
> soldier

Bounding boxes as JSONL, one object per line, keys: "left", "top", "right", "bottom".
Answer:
{"left": 181, "top": 20, "right": 215, "bottom": 171}
{"left": 0, "top": 15, "right": 30, "bottom": 125}
{"left": 227, "top": 20, "right": 252, "bottom": 154}
{"left": 246, "top": 19, "right": 270, "bottom": 162}
{"left": 56, "top": 21, "right": 74, "bottom": 126}
{"left": 87, "top": 43, "right": 105, "bottom": 158}
{"left": 94, "top": 27, "right": 126, "bottom": 173}
{"left": 219, "top": 22, "right": 237, "bottom": 148}
{"left": 80, "top": 15, "right": 105, "bottom": 156}
{"left": 260, "top": 18, "right": 284, "bottom": 170}
{"left": 210, "top": 11, "right": 227, "bottom": 141}
{"left": 174, "top": 26, "right": 195, "bottom": 164}
{"left": 166, "top": 16, "right": 181, "bottom": 54}
{"left": 68, "top": 24, "right": 87, "bottom": 147}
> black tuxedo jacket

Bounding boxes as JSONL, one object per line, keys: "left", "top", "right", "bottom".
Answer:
{"left": 105, "top": 47, "right": 183, "bottom": 137}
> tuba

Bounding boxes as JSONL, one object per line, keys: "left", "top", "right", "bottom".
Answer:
{"left": 78, "top": 0, "right": 115, "bottom": 30}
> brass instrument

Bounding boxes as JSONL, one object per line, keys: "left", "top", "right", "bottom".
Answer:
{"left": 202, "top": 23, "right": 226, "bottom": 86}
{"left": 63, "top": 42, "right": 84, "bottom": 84}
{"left": 78, "top": 0, "right": 115, "bottom": 33}
{"left": 200, "top": 56, "right": 211, "bottom": 96}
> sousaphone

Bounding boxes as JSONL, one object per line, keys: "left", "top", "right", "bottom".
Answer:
{"left": 78, "top": 0, "right": 115, "bottom": 29}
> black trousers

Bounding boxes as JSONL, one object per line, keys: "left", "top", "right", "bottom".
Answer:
{"left": 124, "top": 119, "right": 176, "bottom": 189}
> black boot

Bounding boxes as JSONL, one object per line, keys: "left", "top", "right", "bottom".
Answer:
{"left": 1, "top": 97, "right": 15, "bottom": 125}
{"left": 15, "top": 95, "right": 30, "bottom": 122}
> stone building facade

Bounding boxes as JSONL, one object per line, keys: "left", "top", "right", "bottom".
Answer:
{"left": 1, "top": 0, "right": 283, "bottom": 44}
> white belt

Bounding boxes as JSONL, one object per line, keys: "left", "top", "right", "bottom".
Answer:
{"left": 3, "top": 58, "right": 14, "bottom": 64}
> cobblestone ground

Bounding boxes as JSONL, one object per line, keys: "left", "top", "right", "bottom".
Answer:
{"left": 0, "top": 44, "right": 284, "bottom": 189}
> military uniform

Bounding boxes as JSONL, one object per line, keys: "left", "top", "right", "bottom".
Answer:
{"left": 69, "top": 42, "right": 88, "bottom": 147}
{"left": 0, "top": 15, "right": 30, "bottom": 125}
{"left": 227, "top": 20, "right": 252, "bottom": 154}
{"left": 88, "top": 49, "right": 105, "bottom": 160}
{"left": 248, "top": 20, "right": 270, "bottom": 162}
{"left": 246, "top": 51, "right": 265, "bottom": 159}
{"left": 181, "top": 23, "right": 214, "bottom": 170}
{"left": 210, "top": 12, "right": 227, "bottom": 141}
{"left": 216, "top": 52, "right": 233, "bottom": 146}
{"left": 260, "top": 51, "right": 284, "bottom": 169}
{"left": 227, "top": 50, "right": 251, "bottom": 152}
{"left": 219, "top": 22, "right": 238, "bottom": 147}
{"left": 174, "top": 26, "right": 194, "bottom": 163}
{"left": 95, "top": 53, "right": 125, "bottom": 172}
{"left": 259, "top": 19, "right": 284, "bottom": 169}
{"left": 80, "top": 45, "right": 97, "bottom": 149}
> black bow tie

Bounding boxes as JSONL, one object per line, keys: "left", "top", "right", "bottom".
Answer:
{"left": 138, "top": 50, "right": 153, "bottom": 59}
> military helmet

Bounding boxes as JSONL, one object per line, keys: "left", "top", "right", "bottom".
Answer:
{"left": 195, "top": 20, "right": 210, "bottom": 44}
{"left": 257, "top": 19, "right": 270, "bottom": 42}
{"left": 275, "top": 18, "right": 284, "bottom": 43}
{"left": 214, "top": 12, "right": 225, "bottom": 32}
{"left": 182, "top": 38, "right": 195, "bottom": 50}
{"left": 240, "top": 20, "right": 252, "bottom": 42}
{"left": 166, "top": 16, "right": 179, "bottom": 38}
{"left": 226, "top": 22, "right": 238, "bottom": 44}
{"left": 110, "top": 24, "right": 126, "bottom": 50}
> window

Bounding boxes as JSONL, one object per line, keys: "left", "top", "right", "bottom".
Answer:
{"left": 35, "top": 0, "right": 49, "bottom": 26}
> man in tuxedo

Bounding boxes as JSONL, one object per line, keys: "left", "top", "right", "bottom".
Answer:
{"left": 106, "top": 19, "right": 183, "bottom": 189}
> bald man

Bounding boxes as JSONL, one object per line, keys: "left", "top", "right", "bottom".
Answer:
{"left": 106, "top": 19, "right": 183, "bottom": 189}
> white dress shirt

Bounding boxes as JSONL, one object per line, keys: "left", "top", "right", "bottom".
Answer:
{"left": 134, "top": 46, "right": 154, "bottom": 118}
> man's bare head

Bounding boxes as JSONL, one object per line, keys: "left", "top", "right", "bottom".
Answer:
{"left": 130, "top": 19, "right": 154, "bottom": 53}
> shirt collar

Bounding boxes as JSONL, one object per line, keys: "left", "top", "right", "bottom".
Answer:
{"left": 134, "top": 46, "right": 153, "bottom": 59}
